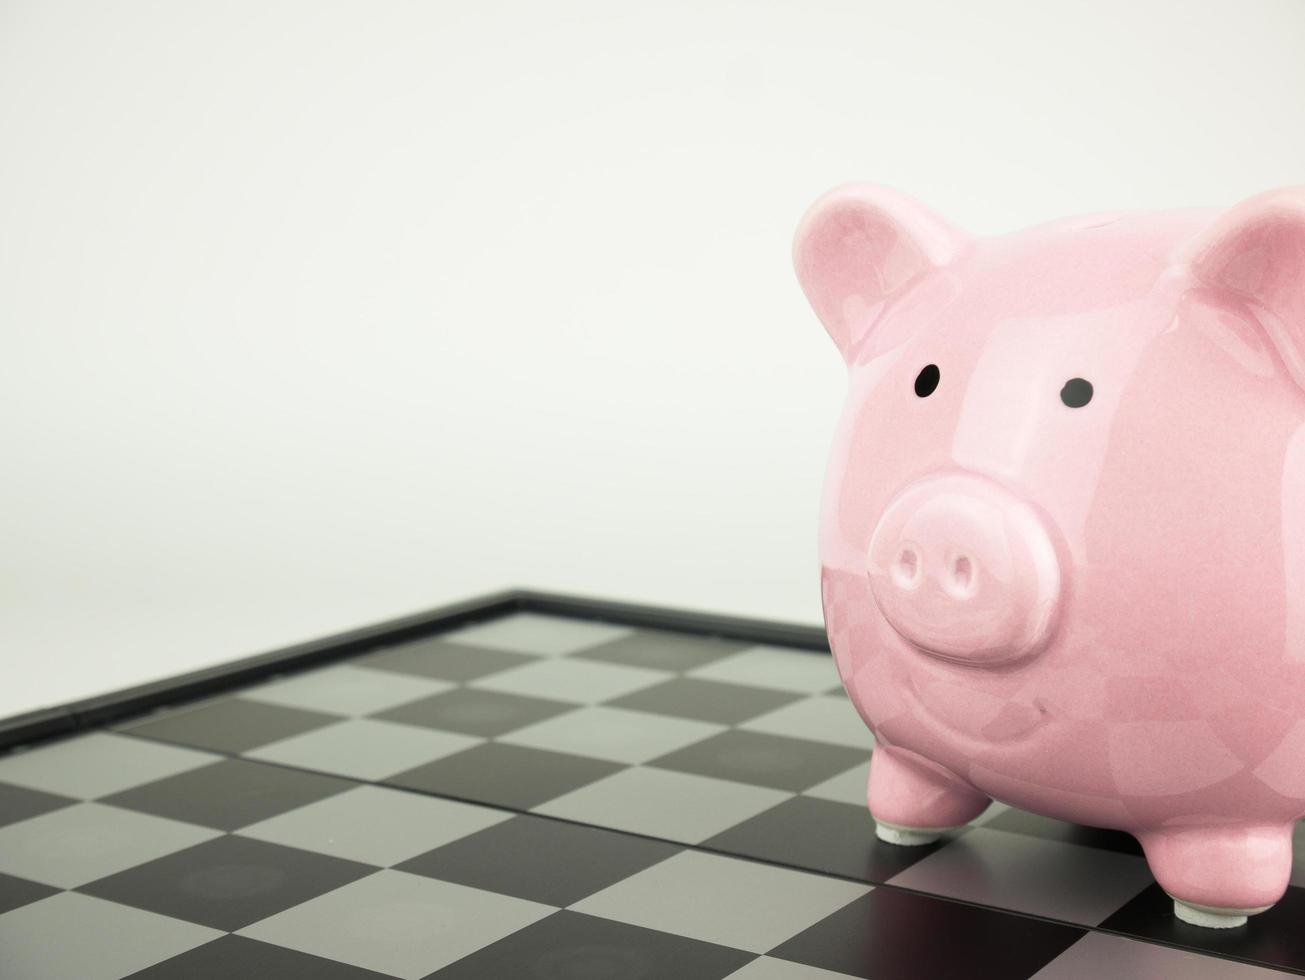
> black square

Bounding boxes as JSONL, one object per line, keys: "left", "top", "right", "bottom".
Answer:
{"left": 648, "top": 729, "right": 866, "bottom": 792}
{"left": 361, "top": 639, "right": 535, "bottom": 682}
{"left": 0, "top": 872, "right": 59, "bottom": 915}
{"left": 704, "top": 796, "right": 946, "bottom": 883}
{"left": 385, "top": 743, "right": 620, "bottom": 810}
{"left": 983, "top": 807, "right": 1144, "bottom": 855}
{"left": 374, "top": 687, "right": 575, "bottom": 738}
{"left": 0, "top": 781, "right": 74, "bottom": 828}
{"left": 574, "top": 630, "right": 747, "bottom": 672}
{"left": 1100, "top": 883, "right": 1305, "bottom": 973}
{"left": 79, "top": 834, "right": 376, "bottom": 931}
{"left": 770, "top": 888, "right": 1083, "bottom": 980}
{"left": 124, "top": 935, "right": 394, "bottom": 979}
{"left": 103, "top": 758, "right": 354, "bottom": 830}
{"left": 397, "top": 814, "right": 681, "bottom": 905}
{"left": 427, "top": 910, "right": 753, "bottom": 980}
{"left": 120, "top": 698, "right": 338, "bottom": 753}
{"left": 608, "top": 677, "right": 801, "bottom": 724}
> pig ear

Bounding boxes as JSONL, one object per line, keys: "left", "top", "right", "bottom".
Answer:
{"left": 793, "top": 183, "right": 970, "bottom": 361}
{"left": 1189, "top": 187, "right": 1305, "bottom": 390}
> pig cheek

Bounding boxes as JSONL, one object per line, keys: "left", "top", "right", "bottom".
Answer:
{"left": 823, "top": 568, "right": 910, "bottom": 733}
{"left": 1252, "top": 717, "right": 1305, "bottom": 799}
{"left": 1077, "top": 325, "right": 1298, "bottom": 687}
{"left": 831, "top": 360, "right": 962, "bottom": 557}
{"left": 1285, "top": 426, "right": 1305, "bottom": 671}
{"left": 916, "top": 657, "right": 1117, "bottom": 797}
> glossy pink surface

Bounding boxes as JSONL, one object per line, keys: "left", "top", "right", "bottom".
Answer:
{"left": 795, "top": 183, "right": 1305, "bottom": 919}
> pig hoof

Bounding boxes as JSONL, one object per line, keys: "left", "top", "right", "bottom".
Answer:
{"left": 1172, "top": 899, "right": 1266, "bottom": 929}
{"left": 875, "top": 821, "right": 946, "bottom": 846}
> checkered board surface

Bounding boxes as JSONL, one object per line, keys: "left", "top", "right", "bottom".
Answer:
{"left": 2, "top": 610, "right": 1303, "bottom": 979}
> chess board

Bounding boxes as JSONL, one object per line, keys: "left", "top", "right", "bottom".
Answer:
{"left": 0, "top": 594, "right": 1301, "bottom": 979}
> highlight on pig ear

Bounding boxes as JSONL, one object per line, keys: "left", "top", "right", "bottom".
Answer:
{"left": 1188, "top": 187, "right": 1305, "bottom": 391}
{"left": 792, "top": 183, "right": 970, "bottom": 362}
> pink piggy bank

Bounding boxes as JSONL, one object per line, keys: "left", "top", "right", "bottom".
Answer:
{"left": 795, "top": 183, "right": 1305, "bottom": 929}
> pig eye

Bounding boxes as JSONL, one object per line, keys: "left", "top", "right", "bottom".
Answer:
{"left": 1060, "top": 378, "right": 1093, "bottom": 408}
{"left": 914, "top": 364, "right": 940, "bottom": 398}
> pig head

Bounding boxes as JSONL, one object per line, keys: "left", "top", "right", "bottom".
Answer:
{"left": 795, "top": 183, "right": 1305, "bottom": 830}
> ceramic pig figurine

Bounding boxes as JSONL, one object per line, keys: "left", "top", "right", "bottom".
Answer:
{"left": 794, "top": 183, "right": 1305, "bottom": 929}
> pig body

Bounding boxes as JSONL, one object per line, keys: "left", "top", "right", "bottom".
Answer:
{"left": 795, "top": 185, "right": 1305, "bottom": 928}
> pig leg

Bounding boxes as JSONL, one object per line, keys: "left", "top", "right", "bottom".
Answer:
{"left": 1137, "top": 824, "right": 1294, "bottom": 928}
{"left": 868, "top": 744, "right": 989, "bottom": 845}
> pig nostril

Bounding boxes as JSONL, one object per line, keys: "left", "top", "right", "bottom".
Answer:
{"left": 947, "top": 554, "right": 976, "bottom": 598}
{"left": 953, "top": 555, "right": 972, "bottom": 585}
{"left": 891, "top": 547, "right": 921, "bottom": 589}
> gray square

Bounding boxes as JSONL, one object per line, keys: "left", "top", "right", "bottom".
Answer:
{"left": 728, "top": 957, "right": 866, "bottom": 979}
{"left": 572, "top": 850, "right": 868, "bottom": 954}
{"left": 0, "top": 891, "right": 219, "bottom": 980}
{"left": 801, "top": 761, "right": 870, "bottom": 807}
{"left": 741, "top": 695, "right": 875, "bottom": 750}
{"left": 386, "top": 743, "right": 621, "bottom": 811}
{"left": 609, "top": 677, "right": 802, "bottom": 725}
{"left": 889, "top": 826, "right": 1155, "bottom": 925}
{"left": 429, "top": 908, "right": 751, "bottom": 980}
{"left": 534, "top": 766, "right": 790, "bottom": 844}
{"left": 120, "top": 698, "right": 340, "bottom": 754}
{"left": 238, "top": 869, "right": 554, "bottom": 980}
{"left": 80, "top": 833, "right": 377, "bottom": 932}
{"left": 239, "top": 785, "right": 513, "bottom": 867}
{"left": 575, "top": 630, "right": 747, "bottom": 672}
{"left": 0, "top": 781, "right": 75, "bottom": 828}
{"left": 0, "top": 733, "right": 217, "bottom": 799}
{"left": 362, "top": 639, "right": 536, "bottom": 682}
{"left": 441, "top": 613, "right": 634, "bottom": 656}
{"left": 245, "top": 718, "right": 482, "bottom": 781}
{"left": 971, "top": 801, "right": 1015, "bottom": 826}
{"left": 499, "top": 706, "right": 724, "bottom": 764}
{"left": 0, "top": 802, "right": 220, "bottom": 887}
{"left": 104, "top": 758, "right": 353, "bottom": 831}
{"left": 649, "top": 730, "right": 868, "bottom": 793}
{"left": 374, "top": 687, "right": 575, "bottom": 738}
{"left": 688, "top": 646, "right": 839, "bottom": 694}
{"left": 0, "top": 873, "right": 58, "bottom": 916}
{"left": 396, "top": 814, "right": 680, "bottom": 907}
{"left": 243, "top": 665, "right": 453, "bottom": 716}
{"left": 472, "top": 657, "right": 669, "bottom": 704}
{"left": 1030, "top": 930, "right": 1290, "bottom": 979}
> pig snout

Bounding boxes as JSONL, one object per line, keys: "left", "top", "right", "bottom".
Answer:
{"left": 866, "top": 473, "right": 1062, "bottom": 666}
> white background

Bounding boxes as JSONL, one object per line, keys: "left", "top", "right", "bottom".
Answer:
{"left": 3, "top": 0, "right": 1303, "bottom": 719}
